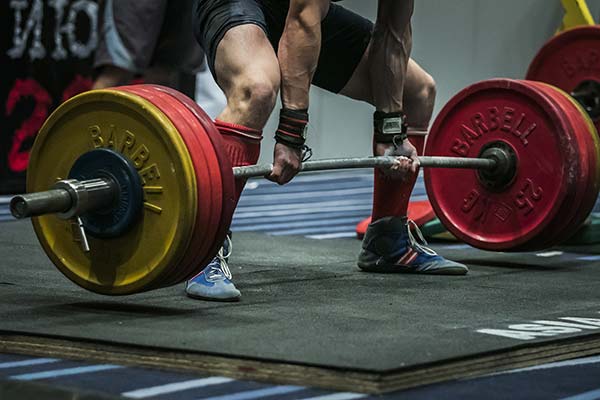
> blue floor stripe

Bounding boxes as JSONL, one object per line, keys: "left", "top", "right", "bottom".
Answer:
{"left": 269, "top": 225, "right": 360, "bottom": 236}
{"left": 233, "top": 210, "right": 371, "bottom": 225}
{"left": 235, "top": 200, "right": 372, "bottom": 212}
{"left": 236, "top": 195, "right": 428, "bottom": 213}
{"left": 560, "top": 388, "right": 600, "bottom": 400}
{"left": 242, "top": 181, "right": 375, "bottom": 195}
{"left": 232, "top": 217, "right": 364, "bottom": 232}
{"left": 233, "top": 206, "right": 373, "bottom": 220}
{"left": 238, "top": 194, "right": 374, "bottom": 207}
{"left": 577, "top": 255, "right": 600, "bottom": 261}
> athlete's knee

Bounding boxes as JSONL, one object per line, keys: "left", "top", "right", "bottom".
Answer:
{"left": 230, "top": 74, "right": 280, "bottom": 122}
{"left": 411, "top": 73, "right": 436, "bottom": 109}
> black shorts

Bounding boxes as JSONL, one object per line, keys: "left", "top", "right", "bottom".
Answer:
{"left": 193, "top": 0, "right": 373, "bottom": 93}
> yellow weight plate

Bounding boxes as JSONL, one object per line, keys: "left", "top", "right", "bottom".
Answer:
{"left": 27, "top": 89, "right": 197, "bottom": 295}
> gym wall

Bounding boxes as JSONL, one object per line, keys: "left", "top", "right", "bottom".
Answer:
{"left": 258, "top": 0, "right": 600, "bottom": 163}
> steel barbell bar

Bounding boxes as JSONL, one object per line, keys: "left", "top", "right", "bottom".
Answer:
{"left": 232, "top": 155, "right": 497, "bottom": 178}
{"left": 10, "top": 153, "right": 502, "bottom": 220}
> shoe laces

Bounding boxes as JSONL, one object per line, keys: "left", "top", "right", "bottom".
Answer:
{"left": 406, "top": 219, "right": 437, "bottom": 256}
{"left": 187, "top": 236, "right": 233, "bottom": 286}
{"left": 207, "top": 235, "right": 233, "bottom": 281}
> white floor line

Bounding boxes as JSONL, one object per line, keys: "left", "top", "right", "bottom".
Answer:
{"left": 535, "top": 251, "right": 564, "bottom": 257}
{"left": 122, "top": 377, "right": 233, "bottom": 398}
{"left": 0, "top": 358, "right": 60, "bottom": 369}
{"left": 10, "top": 364, "right": 123, "bottom": 380}
{"left": 197, "top": 385, "right": 304, "bottom": 400}
{"left": 307, "top": 232, "right": 358, "bottom": 240}
{"left": 298, "top": 393, "right": 367, "bottom": 400}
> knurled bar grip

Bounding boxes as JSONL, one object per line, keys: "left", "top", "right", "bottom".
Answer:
{"left": 232, "top": 156, "right": 497, "bottom": 178}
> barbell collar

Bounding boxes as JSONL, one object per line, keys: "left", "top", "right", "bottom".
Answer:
{"left": 232, "top": 155, "right": 498, "bottom": 179}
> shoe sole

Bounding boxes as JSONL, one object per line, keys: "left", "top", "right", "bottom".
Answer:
{"left": 357, "top": 263, "right": 469, "bottom": 275}
{"left": 185, "top": 292, "right": 241, "bottom": 302}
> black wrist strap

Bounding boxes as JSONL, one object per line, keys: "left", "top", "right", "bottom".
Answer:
{"left": 373, "top": 111, "right": 408, "bottom": 143}
{"left": 275, "top": 108, "right": 308, "bottom": 149}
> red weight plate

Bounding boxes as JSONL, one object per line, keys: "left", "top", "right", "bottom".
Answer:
{"left": 119, "top": 85, "right": 218, "bottom": 287}
{"left": 139, "top": 87, "right": 226, "bottom": 285}
{"left": 355, "top": 200, "right": 436, "bottom": 239}
{"left": 136, "top": 88, "right": 222, "bottom": 285}
{"left": 520, "top": 81, "right": 590, "bottom": 249}
{"left": 526, "top": 26, "right": 600, "bottom": 134}
{"left": 525, "top": 81, "right": 598, "bottom": 248}
{"left": 116, "top": 85, "right": 221, "bottom": 287}
{"left": 424, "top": 79, "right": 579, "bottom": 251}
{"left": 556, "top": 92, "right": 600, "bottom": 245}
{"left": 142, "top": 86, "right": 229, "bottom": 284}
{"left": 147, "top": 85, "right": 236, "bottom": 280}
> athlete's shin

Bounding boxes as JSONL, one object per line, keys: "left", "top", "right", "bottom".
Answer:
{"left": 215, "top": 120, "right": 262, "bottom": 203}
{"left": 372, "top": 130, "right": 425, "bottom": 220}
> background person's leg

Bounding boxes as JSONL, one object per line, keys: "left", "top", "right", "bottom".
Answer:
{"left": 92, "top": 66, "right": 134, "bottom": 89}
{"left": 93, "top": 0, "right": 167, "bottom": 88}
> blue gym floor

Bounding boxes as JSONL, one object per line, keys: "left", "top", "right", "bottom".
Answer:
{"left": 1, "top": 171, "right": 600, "bottom": 399}
{"left": 2, "top": 352, "right": 600, "bottom": 399}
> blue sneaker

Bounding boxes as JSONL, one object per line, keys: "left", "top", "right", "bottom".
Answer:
{"left": 357, "top": 217, "right": 468, "bottom": 275}
{"left": 185, "top": 236, "right": 241, "bottom": 301}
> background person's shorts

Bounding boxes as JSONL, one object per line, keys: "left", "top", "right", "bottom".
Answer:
{"left": 95, "top": 0, "right": 204, "bottom": 75}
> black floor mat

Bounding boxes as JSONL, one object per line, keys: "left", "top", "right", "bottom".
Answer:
{"left": 1, "top": 220, "right": 599, "bottom": 392}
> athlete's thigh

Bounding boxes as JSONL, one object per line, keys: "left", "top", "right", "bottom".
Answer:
{"left": 192, "top": 0, "right": 280, "bottom": 94}
{"left": 214, "top": 25, "right": 280, "bottom": 95}
{"left": 341, "top": 55, "right": 431, "bottom": 107}
{"left": 312, "top": 3, "right": 373, "bottom": 95}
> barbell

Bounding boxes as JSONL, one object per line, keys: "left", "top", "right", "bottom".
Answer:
{"left": 9, "top": 76, "right": 600, "bottom": 295}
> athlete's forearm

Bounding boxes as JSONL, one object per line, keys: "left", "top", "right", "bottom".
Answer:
{"left": 370, "top": 0, "right": 414, "bottom": 113}
{"left": 279, "top": 1, "right": 327, "bottom": 110}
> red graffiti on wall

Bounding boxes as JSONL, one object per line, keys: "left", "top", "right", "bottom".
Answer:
{"left": 4, "top": 75, "right": 92, "bottom": 173}
{"left": 5, "top": 79, "right": 51, "bottom": 172}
